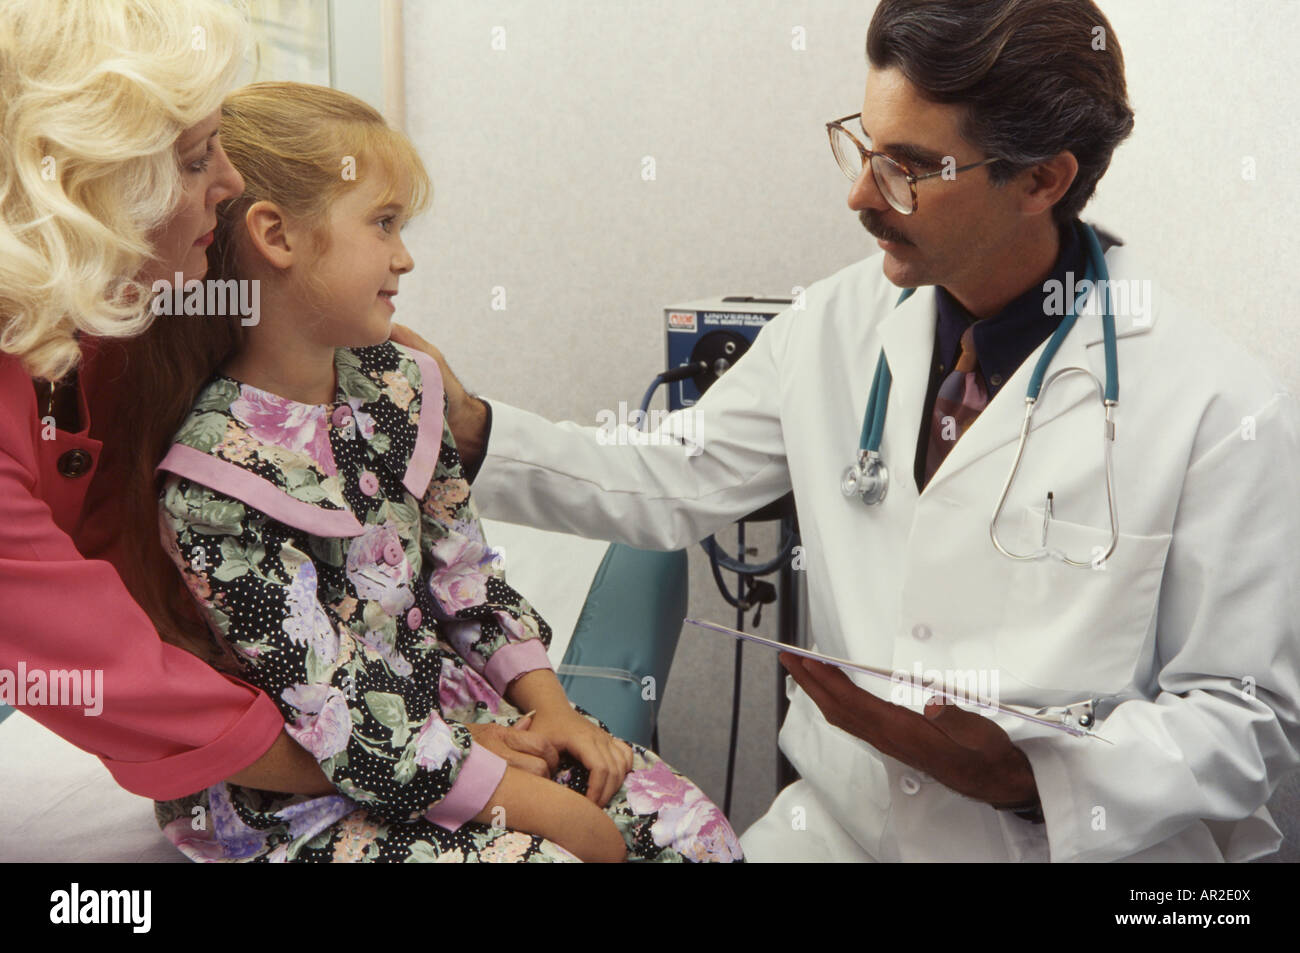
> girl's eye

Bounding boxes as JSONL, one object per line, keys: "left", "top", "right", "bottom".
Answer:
{"left": 378, "top": 216, "right": 396, "bottom": 233}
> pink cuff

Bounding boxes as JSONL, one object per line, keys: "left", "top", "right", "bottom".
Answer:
{"left": 483, "top": 639, "right": 554, "bottom": 696}
{"left": 101, "top": 687, "right": 285, "bottom": 800}
{"left": 423, "top": 740, "right": 508, "bottom": 831}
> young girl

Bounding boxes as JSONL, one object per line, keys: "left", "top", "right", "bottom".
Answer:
{"left": 143, "top": 82, "right": 742, "bottom": 863}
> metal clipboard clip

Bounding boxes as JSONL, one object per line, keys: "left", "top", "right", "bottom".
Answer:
{"left": 947, "top": 695, "right": 1110, "bottom": 742}
{"left": 1014, "top": 697, "right": 1114, "bottom": 744}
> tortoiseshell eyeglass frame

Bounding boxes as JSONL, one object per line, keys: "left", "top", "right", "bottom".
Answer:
{"left": 826, "top": 113, "right": 1001, "bottom": 215}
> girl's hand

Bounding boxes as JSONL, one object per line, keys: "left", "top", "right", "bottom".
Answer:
{"left": 466, "top": 716, "right": 560, "bottom": 779}
{"left": 526, "top": 707, "right": 635, "bottom": 807}
{"left": 505, "top": 671, "right": 633, "bottom": 804}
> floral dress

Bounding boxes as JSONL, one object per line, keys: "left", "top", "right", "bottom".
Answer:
{"left": 152, "top": 341, "right": 742, "bottom": 863}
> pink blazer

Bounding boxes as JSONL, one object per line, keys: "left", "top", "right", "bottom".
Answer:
{"left": 0, "top": 336, "right": 282, "bottom": 799}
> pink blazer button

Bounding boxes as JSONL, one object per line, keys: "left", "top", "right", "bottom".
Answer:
{"left": 406, "top": 607, "right": 422, "bottom": 629}
{"left": 359, "top": 471, "right": 379, "bottom": 496}
{"left": 383, "top": 540, "right": 404, "bottom": 565}
{"left": 331, "top": 405, "right": 353, "bottom": 427}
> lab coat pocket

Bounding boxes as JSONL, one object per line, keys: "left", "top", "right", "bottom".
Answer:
{"left": 995, "top": 505, "right": 1171, "bottom": 695}
{"left": 781, "top": 682, "right": 892, "bottom": 857}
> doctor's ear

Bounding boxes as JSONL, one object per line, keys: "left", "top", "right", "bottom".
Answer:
{"left": 1017, "top": 150, "right": 1080, "bottom": 218}
{"left": 242, "top": 200, "right": 298, "bottom": 270}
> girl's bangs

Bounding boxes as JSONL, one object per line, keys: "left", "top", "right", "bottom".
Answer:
{"left": 361, "top": 128, "right": 432, "bottom": 220}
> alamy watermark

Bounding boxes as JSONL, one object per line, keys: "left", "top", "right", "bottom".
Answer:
{"left": 49, "top": 883, "right": 150, "bottom": 933}
{"left": 150, "top": 273, "right": 260, "bottom": 326}
{"left": 1043, "top": 272, "right": 1152, "bottom": 327}
{"left": 889, "top": 661, "right": 1000, "bottom": 709}
{"left": 0, "top": 662, "right": 103, "bottom": 716}
{"left": 595, "top": 401, "right": 703, "bottom": 457}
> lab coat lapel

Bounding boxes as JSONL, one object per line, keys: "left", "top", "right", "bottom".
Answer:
{"left": 923, "top": 318, "right": 1096, "bottom": 493}
{"left": 873, "top": 281, "right": 1089, "bottom": 498}
{"left": 922, "top": 245, "right": 1154, "bottom": 494}
{"left": 875, "top": 284, "right": 936, "bottom": 497}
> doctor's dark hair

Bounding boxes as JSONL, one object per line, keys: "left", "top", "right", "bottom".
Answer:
{"left": 866, "top": 0, "right": 1135, "bottom": 226}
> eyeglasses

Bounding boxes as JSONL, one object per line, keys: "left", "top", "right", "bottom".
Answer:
{"left": 826, "top": 113, "right": 1000, "bottom": 216}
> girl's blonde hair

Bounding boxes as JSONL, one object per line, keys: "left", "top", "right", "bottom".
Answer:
{"left": 118, "top": 81, "right": 433, "bottom": 659}
{"left": 0, "top": 0, "right": 250, "bottom": 382}
{"left": 212, "top": 81, "right": 431, "bottom": 297}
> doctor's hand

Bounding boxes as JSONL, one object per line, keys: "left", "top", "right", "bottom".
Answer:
{"left": 779, "top": 653, "right": 1040, "bottom": 811}
{"left": 388, "top": 322, "right": 490, "bottom": 471}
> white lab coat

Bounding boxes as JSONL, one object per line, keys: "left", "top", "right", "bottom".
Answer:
{"left": 473, "top": 236, "right": 1300, "bottom": 862}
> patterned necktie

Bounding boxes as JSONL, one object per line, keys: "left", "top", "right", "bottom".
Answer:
{"left": 923, "top": 324, "right": 989, "bottom": 487}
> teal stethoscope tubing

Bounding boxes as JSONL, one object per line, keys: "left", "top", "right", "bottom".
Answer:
{"left": 849, "top": 221, "right": 1118, "bottom": 500}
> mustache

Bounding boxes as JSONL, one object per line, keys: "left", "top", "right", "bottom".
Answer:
{"left": 860, "top": 210, "right": 912, "bottom": 245}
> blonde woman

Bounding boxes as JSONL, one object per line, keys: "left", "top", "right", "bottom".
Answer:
{"left": 0, "top": 0, "right": 336, "bottom": 813}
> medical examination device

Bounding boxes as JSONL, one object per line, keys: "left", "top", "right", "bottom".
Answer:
{"left": 651, "top": 295, "right": 803, "bottom": 807}
{"left": 841, "top": 221, "right": 1120, "bottom": 567}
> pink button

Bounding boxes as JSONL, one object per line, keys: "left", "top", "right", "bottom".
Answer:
{"left": 383, "top": 541, "right": 404, "bottom": 566}
{"left": 406, "top": 607, "right": 422, "bottom": 630}
{"left": 331, "top": 405, "right": 353, "bottom": 427}
{"left": 359, "top": 471, "right": 379, "bottom": 496}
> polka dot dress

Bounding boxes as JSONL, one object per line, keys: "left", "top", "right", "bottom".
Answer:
{"left": 153, "top": 342, "right": 743, "bottom": 863}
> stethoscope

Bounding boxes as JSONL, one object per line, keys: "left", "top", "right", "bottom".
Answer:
{"left": 841, "top": 221, "right": 1120, "bottom": 567}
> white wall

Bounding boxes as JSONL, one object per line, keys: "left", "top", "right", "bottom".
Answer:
{"left": 396, "top": 0, "right": 1300, "bottom": 405}
{"left": 391, "top": 0, "right": 1300, "bottom": 839}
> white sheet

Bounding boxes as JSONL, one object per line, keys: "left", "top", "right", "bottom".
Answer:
{"left": 0, "top": 520, "right": 610, "bottom": 862}
{"left": 478, "top": 517, "right": 610, "bottom": 665}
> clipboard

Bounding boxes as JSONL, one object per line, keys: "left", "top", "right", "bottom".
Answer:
{"left": 684, "top": 618, "right": 1108, "bottom": 741}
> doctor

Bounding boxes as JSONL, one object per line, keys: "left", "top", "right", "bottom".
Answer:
{"left": 397, "top": 0, "right": 1300, "bottom": 861}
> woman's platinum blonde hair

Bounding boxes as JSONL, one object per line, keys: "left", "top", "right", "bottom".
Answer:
{"left": 0, "top": 0, "right": 250, "bottom": 381}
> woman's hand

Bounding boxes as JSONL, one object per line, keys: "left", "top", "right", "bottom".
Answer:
{"left": 466, "top": 715, "right": 560, "bottom": 779}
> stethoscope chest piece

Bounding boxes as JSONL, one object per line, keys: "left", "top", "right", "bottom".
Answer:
{"left": 842, "top": 449, "right": 888, "bottom": 505}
